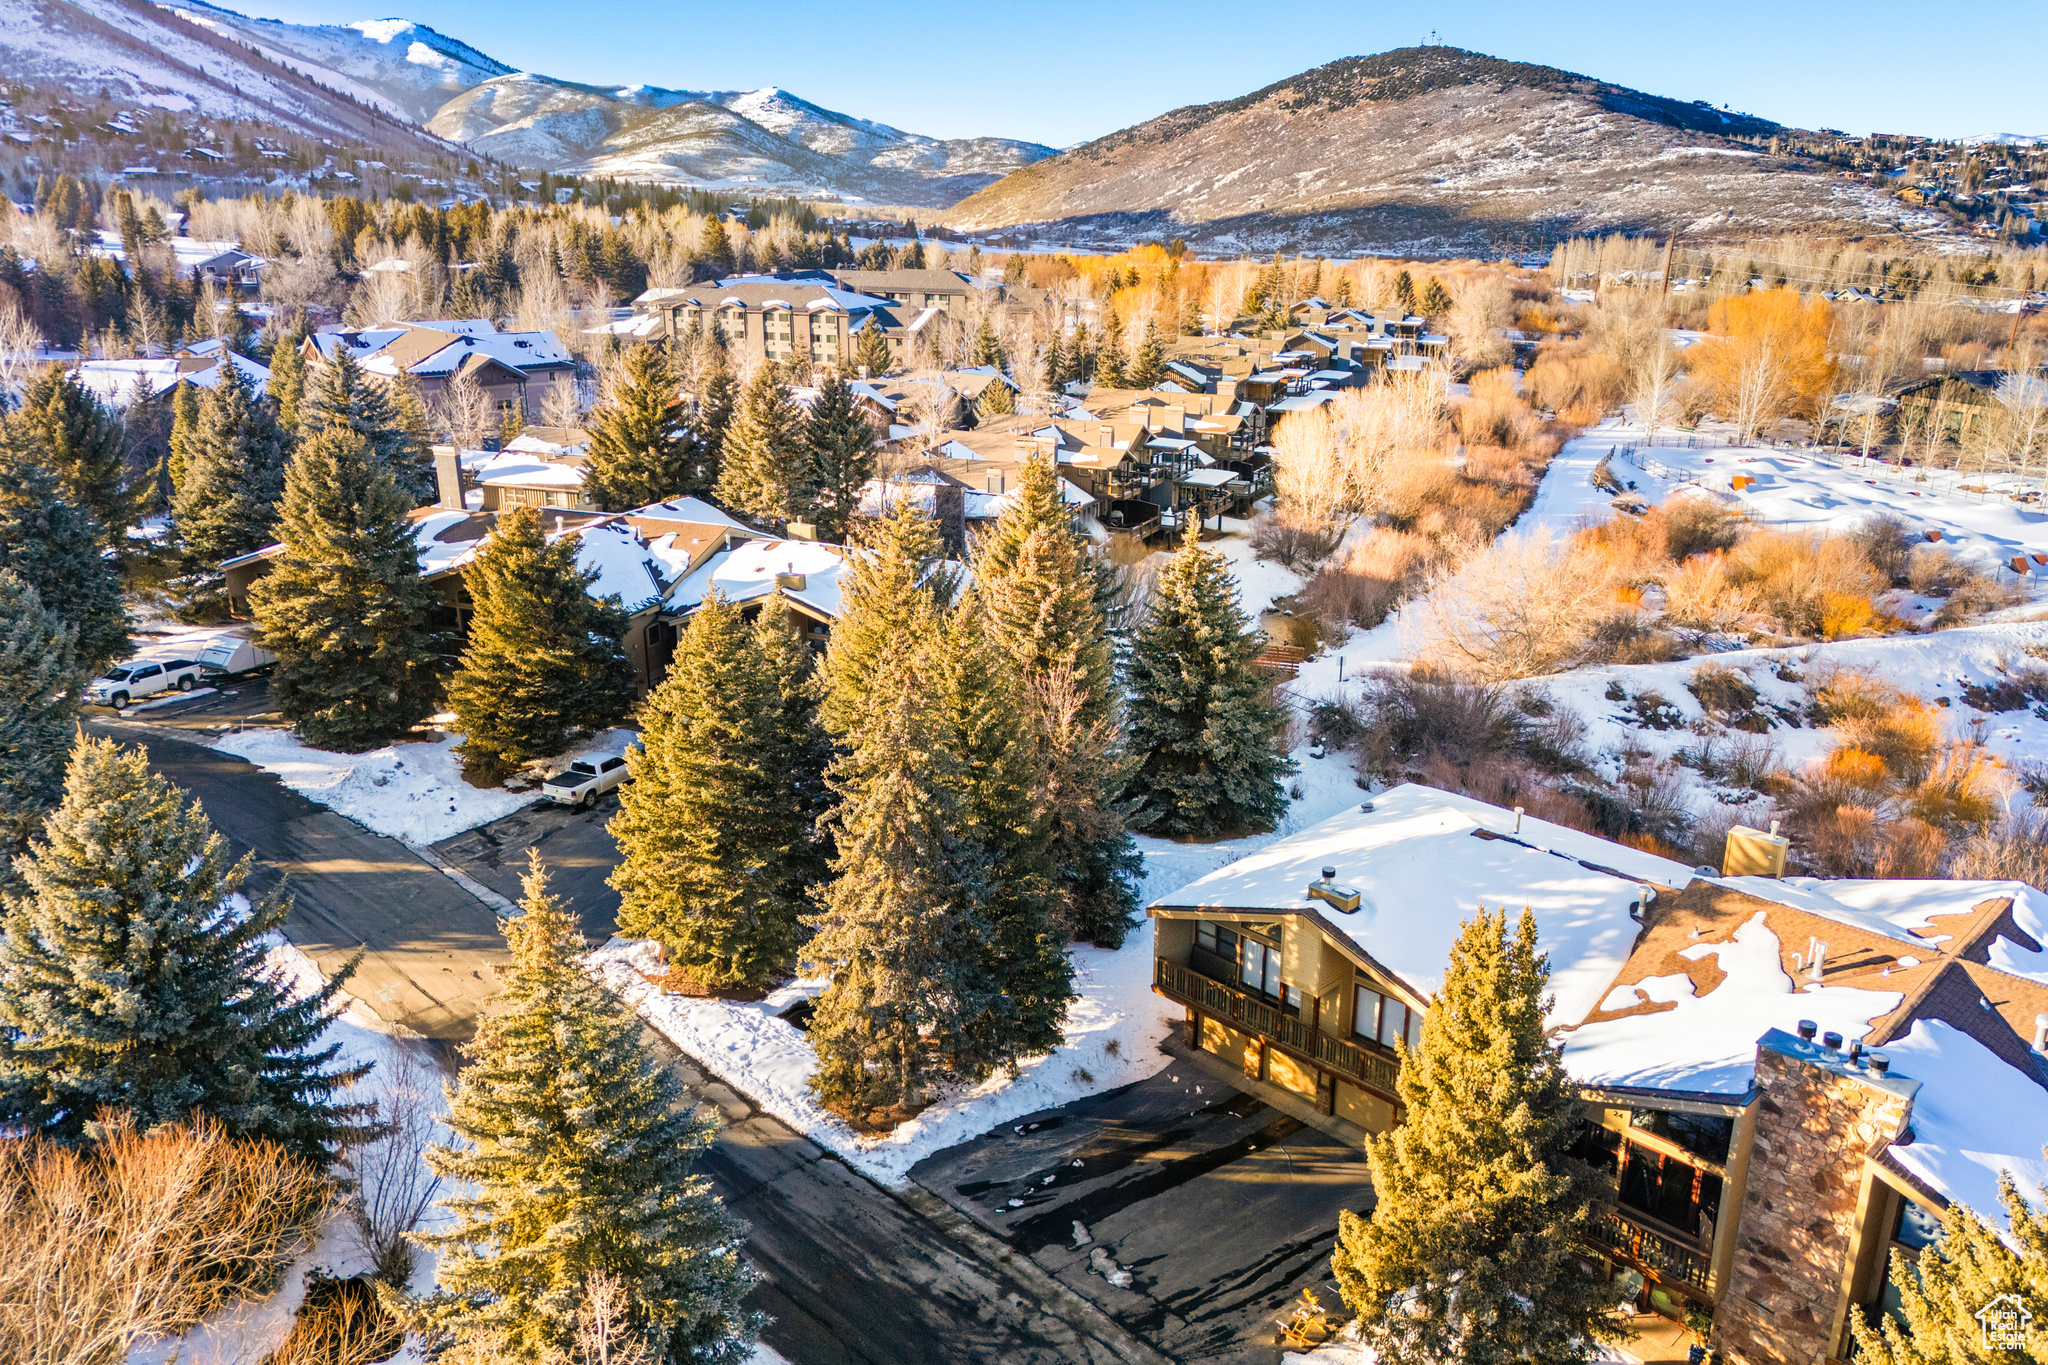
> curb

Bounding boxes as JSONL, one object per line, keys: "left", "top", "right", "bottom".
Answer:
{"left": 406, "top": 840, "right": 520, "bottom": 917}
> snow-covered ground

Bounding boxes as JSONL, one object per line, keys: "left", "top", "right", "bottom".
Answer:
{"left": 216, "top": 724, "right": 640, "bottom": 845}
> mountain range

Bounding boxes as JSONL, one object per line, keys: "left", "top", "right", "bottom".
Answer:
{"left": 0, "top": 10, "right": 1958, "bottom": 242}
{"left": 942, "top": 47, "right": 1930, "bottom": 253}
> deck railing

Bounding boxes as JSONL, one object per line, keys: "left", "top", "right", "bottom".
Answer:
{"left": 1154, "top": 956, "right": 1400, "bottom": 1096}
{"left": 1581, "top": 1207, "right": 1714, "bottom": 1290}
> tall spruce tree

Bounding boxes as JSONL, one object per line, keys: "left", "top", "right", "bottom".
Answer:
{"left": 0, "top": 735, "right": 375, "bottom": 1166}
{"left": 1093, "top": 310, "right": 1127, "bottom": 389}
{"left": 251, "top": 427, "right": 441, "bottom": 752}
{"left": 1041, "top": 332, "right": 1067, "bottom": 393}
{"left": 973, "top": 454, "right": 1140, "bottom": 945}
{"left": 938, "top": 593, "right": 1071, "bottom": 1058}
{"left": 9, "top": 367, "right": 128, "bottom": 541}
{"left": 584, "top": 345, "right": 703, "bottom": 511}
{"left": 1850, "top": 1157, "right": 2048, "bottom": 1365}
{"left": 805, "top": 370, "right": 876, "bottom": 541}
{"left": 1419, "top": 275, "right": 1453, "bottom": 318}
{"left": 166, "top": 377, "right": 201, "bottom": 499}
{"left": 852, "top": 324, "right": 891, "bottom": 379}
{"left": 1129, "top": 320, "right": 1166, "bottom": 389}
{"left": 418, "top": 855, "right": 759, "bottom": 1363}
{"left": 695, "top": 364, "right": 738, "bottom": 475}
{"left": 171, "top": 364, "right": 288, "bottom": 566}
{"left": 299, "top": 348, "right": 433, "bottom": 504}
{"left": 975, "top": 379, "right": 1015, "bottom": 419}
{"left": 1125, "top": 532, "right": 1291, "bottom": 837}
{"left": 0, "top": 441, "right": 129, "bottom": 675}
{"left": 610, "top": 597, "right": 829, "bottom": 987}
{"left": 970, "top": 316, "right": 1005, "bottom": 370}
{"left": 807, "top": 503, "right": 1010, "bottom": 1112}
{"left": 268, "top": 316, "right": 313, "bottom": 436}
{"left": 716, "top": 364, "right": 810, "bottom": 525}
{"left": 1331, "top": 908, "right": 1619, "bottom": 1365}
{"left": 0, "top": 571, "right": 84, "bottom": 872}
{"left": 445, "top": 506, "right": 633, "bottom": 785}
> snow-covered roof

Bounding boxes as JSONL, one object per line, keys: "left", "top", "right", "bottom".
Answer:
{"left": 1150, "top": 784, "right": 1693, "bottom": 1022}
{"left": 1559, "top": 910, "right": 1904, "bottom": 1096}
{"left": 669, "top": 537, "right": 850, "bottom": 620}
{"left": 572, "top": 520, "right": 666, "bottom": 610}
{"left": 625, "top": 496, "right": 755, "bottom": 534}
{"left": 1880, "top": 1020, "right": 2048, "bottom": 1231}
{"left": 1705, "top": 876, "right": 2048, "bottom": 983}
{"left": 468, "top": 453, "right": 584, "bottom": 489}
{"left": 71, "top": 351, "right": 270, "bottom": 406}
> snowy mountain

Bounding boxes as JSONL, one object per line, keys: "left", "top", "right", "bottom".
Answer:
{"left": 153, "top": 0, "right": 513, "bottom": 123}
{"left": 1962, "top": 133, "right": 2047, "bottom": 147}
{"left": 944, "top": 46, "right": 1916, "bottom": 253}
{"left": 0, "top": 0, "right": 463, "bottom": 146}
{"left": 0, "top": 0, "right": 1053, "bottom": 204}
{"left": 427, "top": 75, "right": 1055, "bottom": 205}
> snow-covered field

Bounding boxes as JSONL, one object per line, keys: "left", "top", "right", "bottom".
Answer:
{"left": 215, "top": 725, "right": 640, "bottom": 845}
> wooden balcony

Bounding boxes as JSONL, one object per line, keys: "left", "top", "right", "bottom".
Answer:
{"left": 1582, "top": 1207, "right": 1713, "bottom": 1293}
{"left": 1154, "top": 956, "right": 1400, "bottom": 1097}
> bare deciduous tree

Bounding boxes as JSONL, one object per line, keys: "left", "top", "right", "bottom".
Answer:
{"left": 346, "top": 1041, "right": 446, "bottom": 1289}
{"left": 1414, "top": 528, "right": 1622, "bottom": 682}
{"left": 1630, "top": 335, "right": 1682, "bottom": 444}
{"left": 0, "top": 302, "right": 44, "bottom": 410}
{"left": 440, "top": 369, "right": 497, "bottom": 453}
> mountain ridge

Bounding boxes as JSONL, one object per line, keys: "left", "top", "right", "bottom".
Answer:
{"left": 945, "top": 46, "right": 1913, "bottom": 252}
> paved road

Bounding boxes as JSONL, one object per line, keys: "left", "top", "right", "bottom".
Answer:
{"left": 89, "top": 722, "right": 509, "bottom": 1043}
{"left": 435, "top": 799, "right": 623, "bottom": 941}
{"left": 98, "top": 723, "right": 1162, "bottom": 1365}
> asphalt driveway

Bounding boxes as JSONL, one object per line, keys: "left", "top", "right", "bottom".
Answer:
{"left": 911, "top": 1057, "right": 1377, "bottom": 1365}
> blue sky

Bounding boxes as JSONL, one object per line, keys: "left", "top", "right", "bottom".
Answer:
{"left": 249, "top": 0, "right": 2047, "bottom": 147}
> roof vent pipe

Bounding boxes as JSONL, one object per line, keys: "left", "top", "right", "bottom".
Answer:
{"left": 1797, "top": 1019, "right": 1818, "bottom": 1041}
{"left": 1870, "top": 1053, "right": 1890, "bottom": 1076}
{"left": 2034, "top": 1014, "right": 2048, "bottom": 1055}
{"left": 1822, "top": 1031, "right": 1843, "bottom": 1052}
{"left": 1513, "top": 805, "right": 1524, "bottom": 834}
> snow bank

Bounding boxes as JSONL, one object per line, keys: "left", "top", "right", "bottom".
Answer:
{"left": 214, "top": 726, "right": 639, "bottom": 845}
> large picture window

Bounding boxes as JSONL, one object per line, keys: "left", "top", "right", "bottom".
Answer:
{"left": 1192, "top": 920, "right": 1281, "bottom": 999}
{"left": 1353, "top": 984, "right": 1424, "bottom": 1050}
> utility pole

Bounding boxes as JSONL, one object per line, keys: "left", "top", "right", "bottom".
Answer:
{"left": 1658, "top": 229, "right": 1679, "bottom": 314}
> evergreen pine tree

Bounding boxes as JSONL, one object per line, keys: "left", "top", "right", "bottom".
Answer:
{"left": 700, "top": 215, "right": 734, "bottom": 276}
{"left": 1041, "top": 332, "right": 1066, "bottom": 392}
{"left": 1093, "top": 310, "right": 1127, "bottom": 388}
{"left": 898, "top": 238, "right": 926, "bottom": 270}
{"left": 1125, "top": 533, "right": 1291, "bottom": 837}
{"left": 418, "top": 855, "right": 760, "bottom": 1363}
{"left": 268, "top": 316, "right": 313, "bottom": 436}
{"left": 1128, "top": 320, "right": 1166, "bottom": 389}
{"left": 171, "top": 365, "right": 288, "bottom": 566}
{"left": 1419, "top": 275, "right": 1453, "bottom": 318}
{"left": 1394, "top": 269, "right": 1416, "bottom": 312}
{"left": 937, "top": 593, "right": 1071, "bottom": 1057}
{"left": 8, "top": 367, "right": 128, "bottom": 541}
{"left": 818, "top": 502, "right": 947, "bottom": 737}
{"left": 584, "top": 345, "right": 703, "bottom": 511}
{"left": 1850, "top": 1159, "right": 2048, "bottom": 1365}
{"left": 716, "top": 364, "right": 810, "bottom": 525}
{"left": 852, "top": 323, "right": 892, "bottom": 379}
{"left": 973, "top": 455, "right": 1141, "bottom": 945}
{"left": 610, "top": 597, "right": 829, "bottom": 988}
{"left": 0, "top": 442, "right": 129, "bottom": 675}
{"left": 445, "top": 506, "right": 633, "bottom": 785}
{"left": 805, "top": 371, "right": 876, "bottom": 541}
{"left": 1331, "top": 908, "right": 1619, "bottom": 1365}
{"left": 251, "top": 427, "right": 441, "bottom": 753}
{"left": 0, "top": 570, "right": 84, "bottom": 871}
{"left": 970, "top": 316, "right": 1005, "bottom": 370}
{"left": 0, "top": 735, "right": 375, "bottom": 1165}
{"left": 299, "top": 348, "right": 433, "bottom": 504}
{"left": 1067, "top": 321, "right": 1093, "bottom": 385}
{"left": 166, "top": 377, "right": 201, "bottom": 500}
{"left": 975, "top": 379, "right": 1015, "bottom": 419}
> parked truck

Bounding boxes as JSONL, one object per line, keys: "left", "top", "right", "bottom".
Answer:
{"left": 86, "top": 658, "right": 206, "bottom": 709}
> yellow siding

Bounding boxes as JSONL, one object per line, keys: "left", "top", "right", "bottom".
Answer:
{"left": 1201, "top": 1015, "right": 1250, "bottom": 1070}
{"left": 1336, "top": 1081, "right": 1395, "bottom": 1134}
{"left": 1268, "top": 1047, "right": 1318, "bottom": 1099}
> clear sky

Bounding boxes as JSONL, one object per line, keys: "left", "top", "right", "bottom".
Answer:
{"left": 245, "top": 0, "right": 2047, "bottom": 148}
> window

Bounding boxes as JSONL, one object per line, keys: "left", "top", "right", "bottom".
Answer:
{"left": 598, "top": 757, "right": 624, "bottom": 773}
{"left": 1629, "top": 1108, "right": 1735, "bottom": 1165}
{"left": 1354, "top": 984, "right": 1424, "bottom": 1050}
{"left": 1618, "top": 1147, "right": 1723, "bottom": 1239}
{"left": 1241, "top": 937, "right": 1280, "bottom": 998}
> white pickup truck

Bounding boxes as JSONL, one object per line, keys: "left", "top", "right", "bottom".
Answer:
{"left": 87, "top": 658, "right": 205, "bottom": 709}
{"left": 541, "top": 752, "right": 633, "bottom": 807}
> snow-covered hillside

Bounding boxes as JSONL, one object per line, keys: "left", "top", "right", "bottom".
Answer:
{"left": 155, "top": 0, "right": 513, "bottom": 122}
